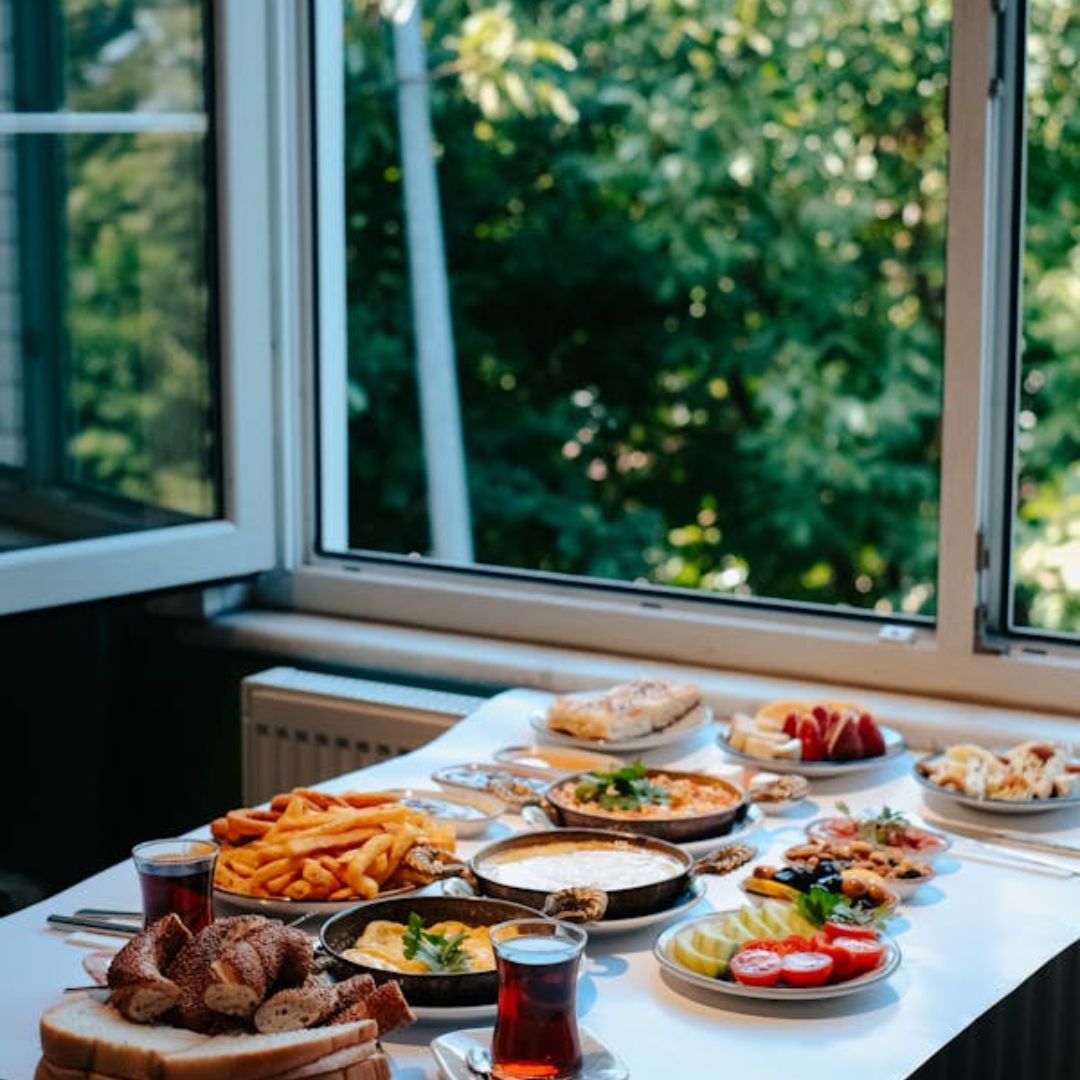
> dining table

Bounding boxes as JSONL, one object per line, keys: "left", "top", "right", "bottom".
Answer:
{"left": 1, "top": 688, "right": 1078, "bottom": 1080}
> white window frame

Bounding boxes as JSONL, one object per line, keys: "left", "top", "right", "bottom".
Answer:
{"left": 262, "top": 0, "right": 1080, "bottom": 716}
{"left": 0, "top": 1, "right": 276, "bottom": 615}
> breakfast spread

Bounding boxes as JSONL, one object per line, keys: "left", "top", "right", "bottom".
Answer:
{"left": 212, "top": 788, "right": 460, "bottom": 902}
{"left": 342, "top": 914, "right": 495, "bottom": 975}
{"left": 915, "top": 741, "right": 1079, "bottom": 801}
{"left": 545, "top": 679, "right": 704, "bottom": 742}
{"left": 475, "top": 839, "right": 686, "bottom": 893}
{"left": 728, "top": 700, "right": 889, "bottom": 762}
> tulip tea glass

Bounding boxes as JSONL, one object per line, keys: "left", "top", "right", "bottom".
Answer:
{"left": 132, "top": 838, "right": 218, "bottom": 933}
{"left": 490, "top": 918, "right": 588, "bottom": 1080}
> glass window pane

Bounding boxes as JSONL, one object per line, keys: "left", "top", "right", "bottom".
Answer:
{"left": 11, "top": 0, "right": 206, "bottom": 113}
{"left": 338, "top": 0, "right": 949, "bottom": 618}
{"left": 0, "top": 0, "right": 217, "bottom": 553}
{"left": 1012, "top": 0, "right": 1080, "bottom": 634}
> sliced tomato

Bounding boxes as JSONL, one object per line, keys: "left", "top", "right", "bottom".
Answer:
{"left": 738, "top": 938, "right": 790, "bottom": 955}
{"left": 782, "top": 935, "right": 814, "bottom": 953}
{"left": 807, "top": 817, "right": 859, "bottom": 843}
{"left": 832, "top": 936, "right": 886, "bottom": 977}
{"left": 810, "top": 938, "right": 856, "bottom": 982}
{"left": 730, "top": 948, "right": 783, "bottom": 987}
{"left": 780, "top": 951, "right": 834, "bottom": 988}
{"left": 822, "top": 919, "right": 878, "bottom": 942}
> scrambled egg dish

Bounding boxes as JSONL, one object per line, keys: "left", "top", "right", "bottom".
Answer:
{"left": 342, "top": 919, "right": 495, "bottom": 973}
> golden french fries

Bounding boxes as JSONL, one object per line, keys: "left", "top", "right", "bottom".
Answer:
{"left": 211, "top": 787, "right": 456, "bottom": 903}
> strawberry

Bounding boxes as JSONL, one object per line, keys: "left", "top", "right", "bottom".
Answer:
{"left": 812, "top": 705, "right": 828, "bottom": 725}
{"left": 783, "top": 713, "right": 799, "bottom": 738}
{"left": 857, "top": 713, "right": 886, "bottom": 757}
{"left": 797, "top": 716, "right": 825, "bottom": 761}
{"left": 826, "top": 715, "right": 864, "bottom": 760}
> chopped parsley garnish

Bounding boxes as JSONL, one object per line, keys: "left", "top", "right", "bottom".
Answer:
{"left": 402, "top": 912, "right": 470, "bottom": 973}
{"left": 795, "top": 885, "right": 880, "bottom": 928}
{"left": 574, "top": 761, "right": 670, "bottom": 812}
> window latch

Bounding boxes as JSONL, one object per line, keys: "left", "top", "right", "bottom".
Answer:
{"left": 989, "top": 0, "right": 1008, "bottom": 99}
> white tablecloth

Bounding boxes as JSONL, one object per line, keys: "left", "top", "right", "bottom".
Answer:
{"left": 2, "top": 689, "right": 1078, "bottom": 1080}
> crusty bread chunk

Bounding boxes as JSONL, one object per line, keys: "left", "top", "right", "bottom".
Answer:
{"left": 39, "top": 997, "right": 377, "bottom": 1080}
{"left": 547, "top": 679, "right": 702, "bottom": 741}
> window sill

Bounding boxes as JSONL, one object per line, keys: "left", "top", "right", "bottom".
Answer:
{"left": 189, "top": 609, "right": 1079, "bottom": 748}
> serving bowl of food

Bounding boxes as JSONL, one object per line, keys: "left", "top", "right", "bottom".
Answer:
{"left": 493, "top": 744, "right": 626, "bottom": 774}
{"left": 382, "top": 788, "right": 506, "bottom": 838}
{"left": 806, "top": 804, "right": 950, "bottom": 863}
{"left": 468, "top": 827, "right": 753, "bottom": 922}
{"left": 320, "top": 895, "right": 542, "bottom": 1008}
{"left": 542, "top": 763, "right": 748, "bottom": 844}
{"left": 781, "top": 839, "right": 934, "bottom": 900}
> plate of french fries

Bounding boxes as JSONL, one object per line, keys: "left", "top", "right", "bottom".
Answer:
{"left": 211, "top": 788, "right": 464, "bottom": 915}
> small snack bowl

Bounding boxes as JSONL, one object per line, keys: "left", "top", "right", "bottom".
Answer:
{"left": 494, "top": 744, "right": 626, "bottom": 774}
{"left": 384, "top": 787, "right": 506, "bottom": 837}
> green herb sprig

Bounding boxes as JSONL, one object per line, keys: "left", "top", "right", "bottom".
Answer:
{"left": 574, "top": 761, "right": 670, "bottom": 812}
{"left": 836, "top": 801, "right": 911, "bottom": 847}
{"left": 795, "top": 885, "right": 879, "bottom": 929}
{"left": 401, "top": 912, "right": 470, "bottom": 973}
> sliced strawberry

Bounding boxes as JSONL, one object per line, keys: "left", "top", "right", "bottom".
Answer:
{"left": 857, "top": 713, "right": 886, "bottom": 757}
{"left": 811, "top": 705, "right": 828, "bottom": 725}
{"left": 826, "top": 715, "right": 865, "bottom": 760}
{"left": 783, "top": 713, "right": 799, "bottom": 738}
{"left": 797, "top": 716, "right": 825, "bottom": 761}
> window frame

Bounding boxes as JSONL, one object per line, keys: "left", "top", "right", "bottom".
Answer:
{"left": 265, "top": 0, "right": 1080, "bottom": 715}
{"left": 0, "top": 0, "right": 276, "bottom": 615}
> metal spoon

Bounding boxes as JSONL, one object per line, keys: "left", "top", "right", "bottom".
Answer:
{"left": 465, "top": 1046, "right": 493, "bottom": 1077}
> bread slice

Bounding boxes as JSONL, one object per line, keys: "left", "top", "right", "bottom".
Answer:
{"left": 36, "top": 1051, "right": 391, "bottom": 1080}
{"left": 547, "top": 679, "right": 702, "bottom": 741}
{"left": 39, "top": 997, "right": 377, "bottom": 1080}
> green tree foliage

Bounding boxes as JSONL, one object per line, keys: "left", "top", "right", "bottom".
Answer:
{"left": 345, "top": 0, "right": 949, "bottom": 615}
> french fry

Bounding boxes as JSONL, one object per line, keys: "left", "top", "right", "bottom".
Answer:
{"left": 212, "top": 786, "right": 459, "bottom": 903}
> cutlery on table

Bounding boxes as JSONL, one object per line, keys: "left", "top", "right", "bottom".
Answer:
{"left": 47, "top": 914, "right": 140, "bottom": 938}
{"left": 923, "top": 812, "right": 1080, "bottom": 860}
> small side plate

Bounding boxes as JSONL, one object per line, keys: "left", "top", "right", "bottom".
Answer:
{"left": 431, "top": 1025, "right": 629, "bottom": 1080}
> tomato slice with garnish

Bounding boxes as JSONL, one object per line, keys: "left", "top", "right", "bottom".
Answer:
{"left": 780, "top": 951, "right": 834, "bottom": 988}
{"left": 832, "top": 936, "right": 886, "bottom": 977}
{"left": 822, "top": 919, "right": 879, "bottom": 942}
{"left": 809, "top": 938, "right": 855, "bottom": 981}
{"left": 807, "top": 817, "right": 859, "bottom": 843}
{"left": 730, "top": 948, "right": 783, "bottom": 986}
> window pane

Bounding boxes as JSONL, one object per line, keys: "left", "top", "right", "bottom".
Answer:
{"left": 339, "top": 0, "right": 949, "bottom": 617}
{"left": 1012, "top": 0, "right": 1080, "bottom": 634}
{"left": 0, "top": 0, "right": 217, "bottom": 552}
{"left": 12, "top": 0, "right": 206, "bottom": 113}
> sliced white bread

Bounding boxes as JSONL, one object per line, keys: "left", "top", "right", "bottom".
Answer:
{"left": 40, "top": 997, "right": 377, "bottom": 1080}
{"left": 36, "top": 1050, "right": 391, "bottom": 1080}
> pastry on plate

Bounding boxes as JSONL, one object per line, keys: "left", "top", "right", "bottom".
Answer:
{"left": 546, "top": 679, "right": 703, "bottom": 742}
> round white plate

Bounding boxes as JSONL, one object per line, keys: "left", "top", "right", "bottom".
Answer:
{"left": 654, "top": 912, "right": 901, "bottom": 1001}
{"left": 530, "top": 705, "right": 713, "bottom": 753}
{"left": 718, "top": 723, "right": 905, "bottom": 776}
{"left": 518, "top": 801, "right": 764, "bottom": 855}
{"left": 213, "top": 881, "right": 419, "bottom": 921}
{"left": 913, "top": 757, "right": 1080, "bottom": 815}
{"left": 494, "top": 744, "right": 627, "bottom": 774}
{"left": 585, "top": 878, "right": 707, "bottom": 936}
{"left": 382, "top": 787, "right": 506, "bottom": 837}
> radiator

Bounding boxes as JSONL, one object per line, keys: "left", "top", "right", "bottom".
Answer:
{"left": 241, "top": 667, "right": 486, "bottom": 804}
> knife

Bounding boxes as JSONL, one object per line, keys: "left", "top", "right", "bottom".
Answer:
{"left": 47, "top": 914, "right": 140, "bottom": 938}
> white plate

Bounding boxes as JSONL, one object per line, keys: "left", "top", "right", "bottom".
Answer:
{"left": 585, "top": 878, "right": 707, "bottom": 936}
{"left": 529, "top": 705, "right": 713, "bottom": 752}
{"left": 913, "top": 757, "right": 1080, "bottom": 815}
{"left": 213, "top": 881, "right": 419, "bottom": 921}
{"left": 518, "top": 801, "right": 764, "bottom": 855}
{"left": 718, "top": 723, "right": 906, "bottom": 776}
{"left": 654, "top": 912, "right": 901, "bottom": 1001}
{"left": 431, "top": 1025, "right": 629, "bottom": 1080}
{"left": 494, "top": 744, "right": 627, "bottom": 774}
{"left": 411, "top": 1002, "right": 499, "bottom": 1026}
{"left": 382, "top": 787, "right": 506, "bottom": 837}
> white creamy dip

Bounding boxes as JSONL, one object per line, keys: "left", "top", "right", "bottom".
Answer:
{"left": 478, "top": 841, "right": 683, "bottom": 892}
